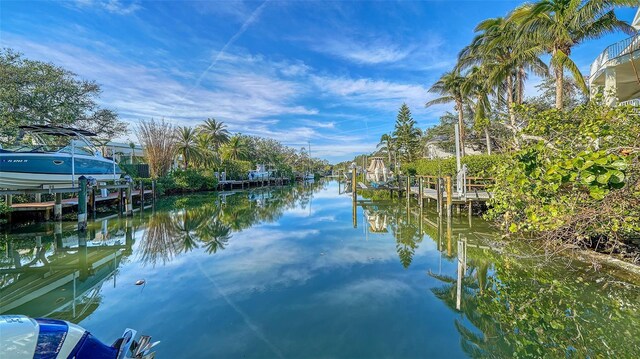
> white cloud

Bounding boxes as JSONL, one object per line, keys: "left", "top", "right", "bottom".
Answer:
{"left": 73, "top": 0, "right": 142, "bottom": 15}
{"left": 314, "top": 38, "right": 412, "bottom": 64}
{"left": 5, "top": 35, "right": 319, "bottom": 140}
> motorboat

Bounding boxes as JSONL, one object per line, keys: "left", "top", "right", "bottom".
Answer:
{"left": 248, "top": 164, "right": 272, "bottom": 180}
{"left": 0, "top": 125, "right": 122, "bottom": 189}
{"left": 0, "top": 315, "right": 158, "bottom": 358}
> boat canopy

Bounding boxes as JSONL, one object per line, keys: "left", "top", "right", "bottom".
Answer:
{"left": 19, "top": 125, "right": 97, "bottom": 137}
{"left": 366, "top": 157, "right": 391, "bottom": 183}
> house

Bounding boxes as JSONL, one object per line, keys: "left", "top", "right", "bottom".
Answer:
{"left": 103, "top": 141, "right": 144, "bottom": 164}
{"left": 588, "top": 7, "right": 640, "bottom": 106}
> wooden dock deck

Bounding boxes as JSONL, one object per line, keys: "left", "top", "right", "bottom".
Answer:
{"left": 10, "top": 190, "right": 153, "bottom": 212}
{"left": 217, "top": 177, "right": 291, "bottom": 190}
{"left": 410, "top": 187, "right": 491, "bottom": 203}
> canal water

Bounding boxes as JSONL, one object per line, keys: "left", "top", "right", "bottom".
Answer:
{"left": 2, "top": 181, "right": 639, "bottom": 358}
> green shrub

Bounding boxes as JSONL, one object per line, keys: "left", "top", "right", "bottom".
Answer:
{"left": 156, "top": 169, "right": 219, "bottom": 195}
{"left": 486, "top": 99, "right": 640, "bottom": 251}
{"left": 0, "top": 201, "right": 11, "bottom": 215}
{"left": 406, "top": 154, "right": 507, "bottom": 177}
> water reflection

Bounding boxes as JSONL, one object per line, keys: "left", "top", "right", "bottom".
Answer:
{"left": 0, "top": 218, "right": 133, "bottom": 321}
{"left": 1, "top": 181, "right": 639, "bottom": 358}
{"left": 1, "top": 181, "right": 326, "bottom": 316}
{"left": 357, "top": 190, "right": 640, "bottom": 357}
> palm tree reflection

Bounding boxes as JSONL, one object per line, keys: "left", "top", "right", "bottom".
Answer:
{"left": 139, "top": 182, "right": 325, "bottom": 266}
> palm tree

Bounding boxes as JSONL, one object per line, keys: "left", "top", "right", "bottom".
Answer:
{"left": 194, "top": 133, "right": 219, "bottom": 169}
{"left": 199, "top": 118, "right": 230, "bottom": 150}
{"left": 458, "top": 16, "right": 548, "bottom": 148}
{"left": 461, "top": 66, "right": 494, "bottom": 154}
{"left": 426, "top": 70, "right": 468, "bottom": 156}
{"left": 377, "top": 133, "right": 395, "bottom": 168}
{"left": 174, "top": 126, "right": 201, "bottom": 169}
{"left": 221, "top": 135, "right": 249, "bottom": 161}
{"left": 511, "top": 0, "right": 635, "bottom": 109}
{"left": 129, "top": 141, "right": 136, "bottom": 164}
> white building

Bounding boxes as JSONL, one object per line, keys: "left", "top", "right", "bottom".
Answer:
{"left": 589, "top": 7, "right": 640, "bottom": 106}
{"left": 103, "top": 141, "right": 144, "bottom": 163}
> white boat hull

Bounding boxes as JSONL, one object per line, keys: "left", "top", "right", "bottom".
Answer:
{"left": 0, "top": 172, "right": 119, "bottom": 189}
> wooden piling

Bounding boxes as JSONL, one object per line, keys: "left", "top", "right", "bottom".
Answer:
{"left": 77, "top": 176, "right": 88, "bottom": 232}
{"left": 118, "top": 188, "right": 124, "bottom": 216}
{"left": 418, "top": 177, "right": 424, "bottom": 208}
{"left": 139, "top": 180, "right": 144, "bottom": 209}
{"left": 89, "top": 187, "right": 96, "bottom": 219}
{"left": 445, "top": 175, "right": 452, "bottom": 218}
{"left": 151, "top": 180, "right": 156, "bottom": 202}
{"left": 351, "top": 168, "right": 357, "bottom": 199}
{"left": 406, "top": 176, "right": 410, "bottom": 202}
{"left": 54, "top": 193, "right": 62, "bottom": 220}
{"left": 436, "top": 178, "right": 443, "bottom": 216}
{"left": 126, "top": 182, "right": 133, "bottom": 216}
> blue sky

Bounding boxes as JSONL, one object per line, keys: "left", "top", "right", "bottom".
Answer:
{"left": 1, "top": 1, "right": 637, "bottom": 162}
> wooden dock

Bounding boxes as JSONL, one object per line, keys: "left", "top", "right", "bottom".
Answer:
{"left": 217, "top": 177, "right": 291, "bottom": 190}
{"left": 10, "top": 190, "right": 153, "bottom": 212}
{"left": 346, "top": 171, "right": 494, "bottom": 216}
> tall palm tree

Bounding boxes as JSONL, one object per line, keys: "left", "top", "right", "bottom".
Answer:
{"left": 458, "top": 16, "right": 548, "bottom": 148}
{"left": 128, "top": 141, "right": 136, "bottom": 164}
{"left": 199, "top": 118, "right": 230, "bottom": 150}
{"left": 222, "top": 135, "right": 249, "bottom": 161}
{"left": 426, "top": 70, "right": 468, "bottom": 156}
{"left": 194, "top": 133, "right": 219, "bottom": 169}
{"left": 174, "top": 126, "right": 201, "bottom": 169}
{"left": 511, "top": 0, "right": 635, "bottom": 109}
{"left": 377, "top": 133, "right": 395, "bottom": 168}
{"left": 461, "top": 66, "right": 494, "bottom": 154}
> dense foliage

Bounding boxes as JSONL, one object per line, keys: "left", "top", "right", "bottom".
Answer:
{"left": 0, "top": 49, "right": 127, "bottom": 143}
{"left": 486, "top": 100, "right": 640, "bottom": 257}
{"left": 156, "top": 169, "right": 219, "bottom": 195}
{"left": 404, "top": 154, "right": 507, "bottom": 177}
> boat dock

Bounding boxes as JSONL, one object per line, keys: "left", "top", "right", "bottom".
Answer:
{"left": 344, "top": 170, "right": 494, "bottom": 216}
{"left": 217, "top": 177, "right": 291, "bottom": 190}
{"left": 1, "top": 179, "right": 154, "bottom": 224}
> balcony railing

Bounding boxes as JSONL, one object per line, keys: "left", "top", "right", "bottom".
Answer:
{"left": 619, "top": 98, "right": 640, "bottom": 107}
{"left": 590, "top": 33, "right": 640, "bottom": 80}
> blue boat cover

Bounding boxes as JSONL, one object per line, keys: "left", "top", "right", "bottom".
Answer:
{"left": 34, "top": 318, "right": 67, "bottom": 359}
{"left": 35, "top": 318, "right": 118, "bottom": 359}
{"left": 67, "top": 332, "right": 118, "bottom": 359}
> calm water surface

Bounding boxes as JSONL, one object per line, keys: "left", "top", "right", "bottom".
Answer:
{"left": 2, "top": 181, "right": 639, "bottom": 358}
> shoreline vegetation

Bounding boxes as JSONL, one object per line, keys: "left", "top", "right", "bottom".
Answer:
{"left": 337, "top": 0, "right": 640, "bottom": 265}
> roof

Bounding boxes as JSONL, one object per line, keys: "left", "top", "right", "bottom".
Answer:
{"left": 19, "top": 125, "right": 96, "bottom": 137}
{"left": 634, "top": 7, "right": 640, "bottom": 30}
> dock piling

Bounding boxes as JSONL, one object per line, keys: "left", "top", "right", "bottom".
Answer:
{"left": 351, "top": 168, "right": 357, "bottom": 199}
{"left": 436, "top": 178, "right": 443, "bottom": 216}
{"left": 406, "top": 176, "right": 410, "bottom": 202}
{"left": 126, "top": 182, "right": 133, "bottom": 216}
{"left": 139, "top": 180, "right": 144, "bottom": 209}
{"left": 78, "top": 176, "right": 88, "bottom": 232}
{"left": 445, "top": 175, "right": 452, "bottom": 219}
{"left": 418, "top": 177, "right": 424, "bottom": 208}
{"left": 54, "top": 193, "right": 62, "bottom": 220}
{"left": 118, "top": 187, "right": 124, "bottom": 216}
{"left": 89, "top": 187, "right": 96, "bottom": 219}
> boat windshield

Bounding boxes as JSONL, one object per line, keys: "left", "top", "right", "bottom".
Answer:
{"left": 57, "top": 143, "right": 97, "bottom": 156}
{"left": 5, "top": 130, "right": 100, "bottom": 156}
